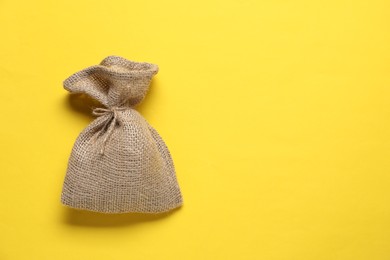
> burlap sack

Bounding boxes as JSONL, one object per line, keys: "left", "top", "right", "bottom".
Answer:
{"left": 61, "top": 56, "right": 183, "bottom": 213}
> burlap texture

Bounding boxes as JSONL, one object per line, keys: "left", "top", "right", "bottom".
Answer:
{"left": 61, "top": 56, "right": 183, "bottom": 213}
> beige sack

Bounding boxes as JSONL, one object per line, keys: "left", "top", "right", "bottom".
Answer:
{"left": 61, "top": 56, "right": 183, "bottom": 213}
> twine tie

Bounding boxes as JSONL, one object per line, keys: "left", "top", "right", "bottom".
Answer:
{"left": 92, "top": 107, "right": 126, "bottom": 155}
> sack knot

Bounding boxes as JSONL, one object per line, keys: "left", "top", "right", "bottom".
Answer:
{"left": 92, "top": 107, "right": 127, "bottom": 155}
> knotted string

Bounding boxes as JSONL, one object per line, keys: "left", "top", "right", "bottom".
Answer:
{"left": 92, "top": 106, "right": 127, "bottom": 155}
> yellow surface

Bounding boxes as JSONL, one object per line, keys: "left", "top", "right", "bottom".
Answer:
{"left": 0, "top": 0, "right": 389, "bottom": 259}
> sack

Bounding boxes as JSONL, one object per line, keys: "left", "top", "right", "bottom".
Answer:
{"left": 61, "top": 56, "right": 183, "bottom": 213}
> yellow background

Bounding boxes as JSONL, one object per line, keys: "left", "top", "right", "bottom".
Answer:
{"left": 0, "top": 0, "right": 389, "bottom": 259}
